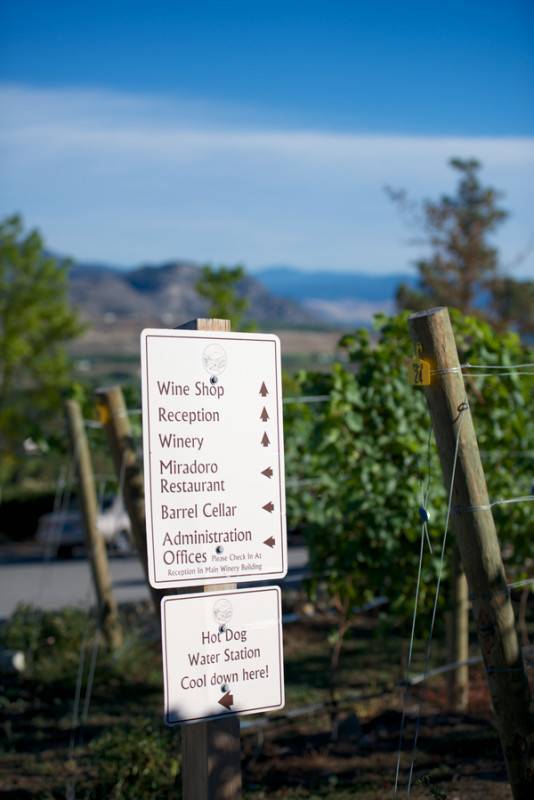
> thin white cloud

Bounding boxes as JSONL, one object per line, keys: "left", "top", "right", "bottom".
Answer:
{"left": 0, "top": 83, "right": 533, "bottom": 275}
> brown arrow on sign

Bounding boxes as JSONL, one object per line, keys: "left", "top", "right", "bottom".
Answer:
{"left": 263, "top": 536, "right": 275, "bottom": 548}
{"left": 262, "top": 501, "right": 274, "bottom": 513}
{"left": 261, "top": 432, "right": 270, "bottom": 447}
{"left": 261, "top": 466, "right": 273, "bottom": 479}
{"left": 259, "top": 382, "right": 268, "bottom": 397}
{"left": 218, "top": 691, "right": 234, "bottom": 710}
{"left": 260, "top": 406, "right": 269, "bottom": 422}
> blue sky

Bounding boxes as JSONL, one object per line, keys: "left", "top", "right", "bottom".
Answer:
{"left": 1, "top": 0, "right": 533, "bottom": 275}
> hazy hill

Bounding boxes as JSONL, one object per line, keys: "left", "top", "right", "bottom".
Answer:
{"left": 69, "top": 261, "right": 316, "bottom": 327}
{"left": 69, "top": 260, "right": 416, "bottom": 328}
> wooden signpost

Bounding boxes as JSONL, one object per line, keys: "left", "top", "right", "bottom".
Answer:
{"left": 409, "top": 307, "right": 534, "bottom": 799}
{"left": 140, "top": 317, "right": 288, "bottom": 800}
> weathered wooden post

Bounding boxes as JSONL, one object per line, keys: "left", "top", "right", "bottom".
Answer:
{"left": 446, "top": 548, "right": 469, "bottom": 711}
{"left": 94, "top": 384, "right": 162, "bottom": 616}
{"left": 409, "top": 307, "right": 534, "bottom": 799}
{"left": 178, "top": 318, "right": 242, "bottom": 800}
{"left": 64, "top": 397, "right": 123, "bottom": 650}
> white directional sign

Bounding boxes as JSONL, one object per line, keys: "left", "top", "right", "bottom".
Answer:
{"left": 161, "top": 586, "right": 284, "bottom": 725}
{"left": 141, "top": 329, "right": 287, "bottom": 588}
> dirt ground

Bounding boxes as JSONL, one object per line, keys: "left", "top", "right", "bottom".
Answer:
{"left": 0, "top": 694, "right": 512, "bottom": 799}
{"left": 241, "top": 689, "right": 512, "bottom": 799}
{"left": 0, "top": 602, "right": 529, "bottom": 799}
{"left": 238, "top": 639, "right": 517, "bottom": 800}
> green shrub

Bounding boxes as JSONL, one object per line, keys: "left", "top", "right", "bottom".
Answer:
{"left": 284, "top": 311, "right": 533, "bottom": 627}
{"left": 0, "top": 604, "right": 160, "bottom": 689}
{"left": 0, "top": 604, "right": 95, "bottom": 679}
{"left": 88, "top": 719, "right": 180, "bottom": 799}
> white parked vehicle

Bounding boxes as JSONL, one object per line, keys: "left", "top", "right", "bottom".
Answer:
{"left": 36, "top": 495, "right": 132, "bottom": 558}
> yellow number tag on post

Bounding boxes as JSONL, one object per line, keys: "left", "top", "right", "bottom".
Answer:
{"left": 97, "top": 402, "right": 110, "bottom": 425}
{"left": 409, "top": 343, "right": 431, "bottom": 386}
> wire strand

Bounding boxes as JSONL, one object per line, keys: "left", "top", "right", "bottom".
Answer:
{"left": 84, "top": 419, "right": 103, "bottom": 429}
{"left": 508, "top": 577, "right": 534, "bottom": 590}
{"left": 464, "top": 362, "right": 534, "bottom": 370}
{"left": 406, "top": 399, "right": 468, "bottom": 796}
{"left": 81, "top": 630, "right": 101, "bottom": 724}
{"left": 283, "top": 395, "right": 330, "bottom": 404}
{"left": 455, "top": 495, "right": 534, "bottom": 513}
{"left": 394, "top": 520, "right": 427, "bottom": 795}
{"left": 68, "top": 584, "right": 93, "bottom": 759}
{"left": 394, "top": 424, "right": 434, "bottom": 794}
{"left": 433, "top": 362, "right": 534, "bottom": 375}
{"left": 462, "top": 371, "right": 534, "bottom": 377}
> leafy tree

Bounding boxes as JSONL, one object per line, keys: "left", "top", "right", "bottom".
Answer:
{"left": 284, "top": 312, "right": 533, "bottom": 721}
{"left": 0, "top": 214, "right": 82, "bottom": 482}
{"left": 490, "top": 276, "right": 534, "bottom": 337}
{"left": 388, "top": 158, "right": 533, "bottom": 336}
{"left": 196, "top": 264, "right": 255, "bottom": 330}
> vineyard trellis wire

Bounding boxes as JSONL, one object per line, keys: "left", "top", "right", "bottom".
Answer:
{"left": 401, "top": 308, "right": 534, "bottom": 797}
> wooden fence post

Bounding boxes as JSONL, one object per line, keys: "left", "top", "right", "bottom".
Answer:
{"left": 177, "top": 318, "right": 242, "bottom": 800}
{"left": 94, "top": 385, "right": 162, "bottom": 617}
{"left": 409, "top": 307, "right": 534, "bottom": 799}
{"left": 64, "top": 398, "right": 123, "bottom": 650}
{"left": 446, "top": 547, "right": 469, "bottom": 711}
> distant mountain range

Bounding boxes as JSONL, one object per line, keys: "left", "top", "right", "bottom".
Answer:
{"left": 255, "top": 266, "right": 416, "bottom": 324}
{"left": 256, "top": 266, "right": 415, "bottom": 302}
{"left": 69, "top": 260, "right": 315, "bottom": 327}
{"left": 68, "top": 259, "right": 416, "bottom": 327}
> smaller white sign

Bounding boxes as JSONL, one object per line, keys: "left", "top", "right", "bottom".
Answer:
{"left": 161, "top": 586, "right": 284, "bottom": 725}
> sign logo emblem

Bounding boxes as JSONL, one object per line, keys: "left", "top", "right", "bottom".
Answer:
{"left": 202, "top": 344, "right": 227, "bottom": 375}
{"left": 213, "top": 598, "right": 233, "bottom": 626}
